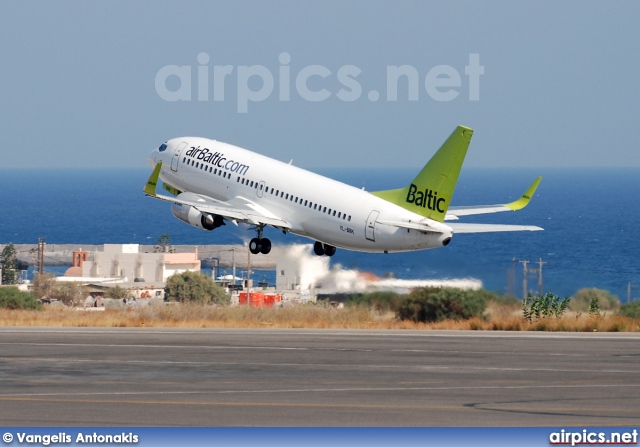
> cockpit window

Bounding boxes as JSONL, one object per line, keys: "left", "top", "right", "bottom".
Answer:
{"left": 159, "top": 143, "right": 168, "bottom": 152}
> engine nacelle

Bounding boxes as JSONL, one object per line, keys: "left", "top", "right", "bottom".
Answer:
{"left": 170, "top": 192, "right": 225, "bottom": 231}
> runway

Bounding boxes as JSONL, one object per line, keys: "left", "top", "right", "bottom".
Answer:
{"left": 0, "top": 327, "right": 639, "bottom": 426}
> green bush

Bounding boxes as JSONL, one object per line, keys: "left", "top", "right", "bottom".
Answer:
{"left": 617, "top": 302, "right": 640, "bottom": 319}
{"left": 570, "top": 288, "right": 619, "bottom": 312}
{"left": 344, "top": 291, "right": 404, "bottom": 311}
{"left": 165, "top": 271, "right": 230, "bottom": 305}
{"left": 522, "top": 292, "right": 570, "bottom": 322}
{"left": 0, "top": 287, "right": 42, "bottom": 310}
{"left": 396, "top": 287, "right": 487, "bottom": 323}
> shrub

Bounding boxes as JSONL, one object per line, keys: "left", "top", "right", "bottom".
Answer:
{"left": 618, "top": 302, "right": 640, "bottom": 319}
{"left": 396, "top": 287, "right": 487, "bottom": 323}
{"left": 570, "top": 288, "right": 619, "bottom": 312}
{"left": 344, "top": 291, "right": 404, "bottom": 311}
{"left": 165, "top": 271, "right": 230, "bottom": 305}
{"left": 522, "top": 292, "right": 571, "bottom": 322}
{"left": 0, "top": 287, "right": 42, "bottom": 310}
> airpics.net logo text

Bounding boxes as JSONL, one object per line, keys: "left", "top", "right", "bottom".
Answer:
{"left": 155, "top": 52, "right": 484, "bottom": 113}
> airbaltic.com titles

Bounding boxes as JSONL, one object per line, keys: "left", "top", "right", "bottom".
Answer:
{"left": 185, "top": 146, "right": 250, "bottom": 175}
{"left": 9, "top": 431, "right": 138, "bottom": 445}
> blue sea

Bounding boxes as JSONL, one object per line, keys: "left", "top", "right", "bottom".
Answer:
{"left": 1, "top": 167, "right": 639, "bottom": 301}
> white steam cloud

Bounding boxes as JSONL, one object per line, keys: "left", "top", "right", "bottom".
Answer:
{"left": 276, "top": 244, "right": 482, "bottom": 295}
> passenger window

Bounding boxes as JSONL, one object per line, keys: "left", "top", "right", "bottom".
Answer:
{"left": 332, "top": 210, "right": 336, "bottom": 216}
{"left": 348, "top": 216, "right": 351, "bottom": 221}
{"left": 338, "top": 212, "right": 341, "bottom": 218}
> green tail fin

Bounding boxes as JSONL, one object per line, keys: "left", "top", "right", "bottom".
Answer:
{"left": 371, "top": 125, "right": 473, "bottom": 222}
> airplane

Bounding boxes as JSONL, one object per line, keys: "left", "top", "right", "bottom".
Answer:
{"left": 144, "top": 125, "right": 542, "bottom": 257}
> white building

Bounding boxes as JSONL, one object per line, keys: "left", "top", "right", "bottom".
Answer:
{"left": 80, "top": 244, "right": 200, "bottom": 282}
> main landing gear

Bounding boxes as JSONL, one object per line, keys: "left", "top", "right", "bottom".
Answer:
{"left": 249, "top": 224, "right": 272, "bottom": 255}
{"left": 313, "top": 241, "right": 336, "bottom": 257}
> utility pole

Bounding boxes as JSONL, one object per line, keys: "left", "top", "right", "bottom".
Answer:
{"left": 507, "top": 257, "right": 517, "bottom": 297}
{"left": 37, "top": 237, "right": 45, "bottom": 276}
{"left": 246, "top": 245, "right": 251, "bottom": 306}
{"left": 537, "top": 258, "right": 546, "bottom": 295}
{"left": 232, "top": 247, "right": 236, "bottom": 286}
{"left": 519, "top": 260, "right": 529, "bottom": 299}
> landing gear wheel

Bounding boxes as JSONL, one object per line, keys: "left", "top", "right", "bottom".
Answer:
{"left": 313, "top": 241, "right": 325, "bottom": 256}
{"left": 249, "top": 238, "right": 262, "bottom": 255}
{"left": 324, "top": 245, "right": 336, "bottom": 257}
{"left": 260, "top": 238, "right": 272, "bottom": 255}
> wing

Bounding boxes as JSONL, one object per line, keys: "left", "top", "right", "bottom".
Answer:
{"left": 143, "top": 162, "right": 292, "bottom": 230}
{"left": 445, "top": 177, "right": 542, "bottom": 220}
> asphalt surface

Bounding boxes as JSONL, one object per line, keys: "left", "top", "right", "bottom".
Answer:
{"left": 0, "top": 327, "right": 639, "bottom": 426}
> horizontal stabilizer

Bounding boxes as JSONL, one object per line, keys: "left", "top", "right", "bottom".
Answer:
{"left": 448, "top": 223, "right": 543, "bottom": 233}
{"left": 446, "top": 176, "right": 542, "bottom": 219}
{"left": 376, "top": 219, "right": 443, "bottom": 233}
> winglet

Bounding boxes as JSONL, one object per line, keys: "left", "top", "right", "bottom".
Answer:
{"left": 143, "top": 162, "right": 163, "bottom": 196}
{"left": 504, "top": 176, "right": 542, "bottom": 211}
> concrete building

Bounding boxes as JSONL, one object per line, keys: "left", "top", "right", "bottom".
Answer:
{"left": 80, "top": 244, "right": 200, "bottom": 282}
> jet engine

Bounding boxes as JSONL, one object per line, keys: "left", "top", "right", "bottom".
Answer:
{"left": 170, "top": 192, "right": 225, "bottom": 231}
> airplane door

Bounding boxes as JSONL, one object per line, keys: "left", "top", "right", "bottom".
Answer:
{"left": 257, "top": 181, "right": 265, "bottom": 198}
{"left": 171, "top": 142, "right": 188, "bottom": 172}
{"left": 365, "top": 210, "right": 380, "bottom": 242}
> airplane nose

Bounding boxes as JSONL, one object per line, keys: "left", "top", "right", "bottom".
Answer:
{"left": 149, "top": 142, "right": 168, "bottom": 167}
{"left": 148, "top": 149, "right": 158, "bottom": 168}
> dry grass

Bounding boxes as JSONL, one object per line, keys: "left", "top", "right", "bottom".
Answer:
{"left": 1, "top": 304, "right": 639, "bottom": 331}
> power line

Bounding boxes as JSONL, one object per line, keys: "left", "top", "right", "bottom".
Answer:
{"left": 518, "top": 258, "right": 546, "bottom": 299}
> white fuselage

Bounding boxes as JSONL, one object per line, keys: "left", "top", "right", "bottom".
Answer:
{"left": 149, "top": 138, "right": 453, "bottom": 253}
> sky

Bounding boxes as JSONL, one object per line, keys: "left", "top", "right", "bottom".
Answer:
{"left": 1, "top": 1, "right": 639, "bottom": 169}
